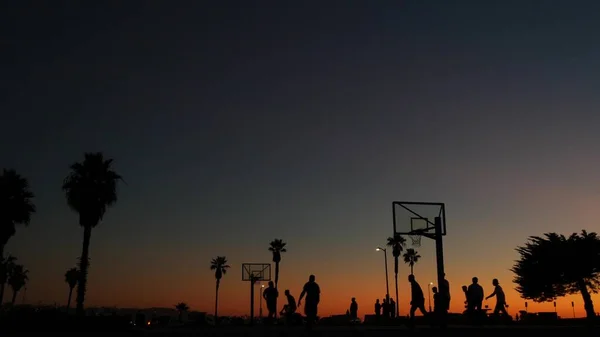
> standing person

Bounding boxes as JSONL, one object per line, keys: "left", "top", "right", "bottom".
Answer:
{"left": 467, "top": 277, "right": 484, "bottom": 323}
{"left": 263, "top": 281, "right": 279, "bottom": 321}
{"left": 389, "top": 298, "right": 396, "bottom": 318}
{"left": 486, "top": 279, "right": 508, "bottom": 317}
{"left": 382, "top": 298, "right": 389, "bottom": 317}
{"left": 374, "top": 299, "right": 381, "bottom": 317}
{"left": 408, "top": 275, "right": 428, "bottom": 329}
{"left": 437, "top": 274, "right": 450, "bottom": 328}
{"left": 298, "top": 275, "right": 320, "bottom": 329}
{"left": 349, "top": 298, "right": 358, "bottom": 321}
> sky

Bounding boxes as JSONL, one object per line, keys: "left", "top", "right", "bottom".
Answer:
{"left": 1, "top": 0, "right": 600, "bottom": 318}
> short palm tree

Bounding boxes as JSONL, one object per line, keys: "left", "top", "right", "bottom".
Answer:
{"left": 64, "top": 267, "right": 79, "bottom": 312}
{"left": 8, "top": 264, "right": 28, "bottom": 305}
{"left": 210, "top": 256, "right": 230, "bottom": 322}
{"left": 62, "top": 152, "right": 123, "bottom": 315}
{"left": 387, "top": 235, "right": 406, "bottom": 316}
{"left": 0, "top": 169, "right": 35, "bottom": 303}
{"left": 403, "top": 248, "right": 421, "bottom": 275}
{"left": 175, "top": 302, "right": 190, "bottom": 322}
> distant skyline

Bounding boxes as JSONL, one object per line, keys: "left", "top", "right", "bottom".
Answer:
{"left": 2, "top": 1, "right": 600, "bottom": 318}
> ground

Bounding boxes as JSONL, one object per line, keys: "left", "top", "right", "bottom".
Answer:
{"left": 135, "top": 325, "right": 597, "bottom": 337}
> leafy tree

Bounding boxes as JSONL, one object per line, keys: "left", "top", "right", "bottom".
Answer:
{"left": 175, "top": 302, "right": 190, "bottom": 322}
{"left": 64, "top": 267, "right": 79, "bottom": 312}
{"left": 0, "top": 169, "right": 35, "bottom": 303}
{"left": 512, "top": 230, "right": 600, "bottom": 319}
{"left": 63, "top": 152, "right": 123, "bottom": 315}
{"left": 387, "top": 235, "right": 406, "bottom": 316}
{"left": 210, "top": 256, "right": 230, "bottom": 322}
{"left": 8, "top": 264, "right": 28, "bottom": 305}
{"left": 403, "top": 248, "right": 421, "bottom": 275}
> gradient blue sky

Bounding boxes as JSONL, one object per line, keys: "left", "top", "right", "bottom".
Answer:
{"left": 1, "top": 1, "right": 599, "bottom": 316}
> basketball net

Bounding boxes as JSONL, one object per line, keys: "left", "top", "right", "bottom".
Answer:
{"left": 409, "top": 232, "right": 422, "bottom": 247}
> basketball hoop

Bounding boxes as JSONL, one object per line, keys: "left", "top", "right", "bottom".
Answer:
{"left": 409, "top": 231, "right": 422, "bottom": 247}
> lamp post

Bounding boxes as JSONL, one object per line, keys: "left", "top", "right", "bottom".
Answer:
{"left": 376, "top": 247, "right": 390, "bottom": 302}
{"left": 259, "top": 284, "right": 265, "bottom": 318}
{"left": 428, "top": 282, "right": 433, "bottom": 313}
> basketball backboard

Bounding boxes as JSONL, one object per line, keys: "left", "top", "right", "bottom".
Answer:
{"left": 393, "top": 201, "right": 446, "bottom": 237}
{"left": 241, "top": 263, "right": 271, "bottom": 282}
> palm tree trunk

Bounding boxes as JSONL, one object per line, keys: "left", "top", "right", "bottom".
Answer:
{"left": 76, "top": 225, "right": 92, "bottom": 316}
{"left": 11, "top": 289, "right": 18, "bottom": 305}
{"left": 274, "top": 261, "right": 280, "bottom": 318}
{"left": 394, "top": 274, "right": 399, "bottom": 317}
{"left": 577, "top": 279, "right": 596, "bottom": 319}
{"left": 0, "top": 244, "right": 5, "bottom": 305}
{"left": 410, "top": 264, "right": 414, "bottom": 275}
{"left": 67, "top": 287, "right": 74, "bottom": 312}
{"left": 394, "top": 257, "right": 399, "bottom": 317}
{"left": 215, "top": 278, "right": 220, "bottom": 323}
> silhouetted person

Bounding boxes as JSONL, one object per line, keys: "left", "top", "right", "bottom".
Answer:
{"left": 389, "top": 298, "right": 396, "bottom": 318}
{"left": 461, "top": 285, "right": 468, "bottom": 310}
{"left": 349, "top": 298, "right": 358, "bottom": 320}
{"left": 486, "top": 279, "right": 508, "bottom": 317}
{"left": 374, "top": 299, "right": 381, "bottom": 317}
{"left": 408, "top": 275, "right": 428, "bottom": 328}
{"left": 298, "top": 274, "right": 320, "bottom": 329}
{"left": 382, "top": 298, "right": 389, "bottom": 317}
{"left": 263, "top": 281, "right": 279, "bottom": 320}
{"left": 432, "top": 287, "right": 441, "bottom": 314}
{"left": 280, "top": 289, "right": 297, "bottom": 324}
{"left": 467, "top": 277, "right": 484, "bottom": 313}
{"left": 437, "top": 274, "right": 450, "bottom": 328}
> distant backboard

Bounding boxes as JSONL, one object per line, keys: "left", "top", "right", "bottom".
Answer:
{"left": 393, "top": 201, "right": 446, "bottom": 237}
{"left": 242, "top": 263, "right": 271, "bottom": 282}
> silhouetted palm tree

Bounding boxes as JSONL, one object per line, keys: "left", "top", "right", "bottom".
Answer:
{"left": 269, "top": 240, "right": 286, "bottom": 285}
{"left": 210, "top": 256, "right": 230, "bottom": 322}
{"left": 387, "top": 235, "right": 406, "bottom": 316}
{"left": 8, "top": 264, "right": 28, "bottom": 305}
{"left": 0, "top": 169, "right": 35, "bottom": 304}
{"left": 62, "top": 152, "right": 123, "bottom": 316}
{"left": 175, "top": 302, "right": 190, "bottom": 322}
{"left": 64, "top": 267, "right": 79, "bottom": 312}
{"left": 403, "top": 248, "right": 421, "bottom": 275}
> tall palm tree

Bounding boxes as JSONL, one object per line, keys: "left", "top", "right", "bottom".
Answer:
{"left": 403, "top": 248, "right": 421, "bottom": 275}
{"left": 8, "top": 264, "right": 28, "bottom": 305}
{"left": 210, "top": 256, "right": 230, "bottom": 322}
{"left": 387, "top": 235, "right": 406, "bottom": 316}
{"left": 64, "top": 267, "right": 79, "bottom": 312}
{"left": 175, "top": 302, "right": 190, "bottom": 322}
{"left": 269, "top": 239, "right": 287, "bottom": 288}
{"left": 269, "top": 239, "right": 286, "bottom": 318}
{"left": 62, "top": 152, "right": 123, "bottom": 316}
{"left": 0, "top": 169, "right": 35, "bottom": 304}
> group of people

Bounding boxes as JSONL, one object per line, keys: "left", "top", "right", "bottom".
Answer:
{"left": 373, "top": 297, "right": 397, "bottom": 318}
{"left": 261, "top": 274, "right": 321, "bottom": 328}
{"left": 382, "top": 274, "right": 508, "bottom": 328}
{"left": 461, "top": 277, "right": 509, "bottom": 318}
{"left": 260, "top": 273, "right": 507, "bottom": 328}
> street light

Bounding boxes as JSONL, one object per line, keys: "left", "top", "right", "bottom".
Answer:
{"left": 375, "top": 247, "right": 390, "bottom": 303}
{"left": 259, "top": 284, "right": 265, "bottom": 318}
{"left": 428, "top": 282, "right": 433, "bottom": 312}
